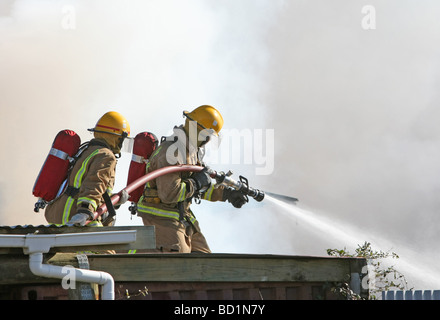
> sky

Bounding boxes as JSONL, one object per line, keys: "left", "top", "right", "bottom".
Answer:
{"left": 1, "top": 0, "right": 440, "bottom": 290}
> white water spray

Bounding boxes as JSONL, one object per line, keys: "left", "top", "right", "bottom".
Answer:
{"left": 265, "top": 195, "right": 440, "bottom": 290}
{"left": 265, "top": 195, "right": 374, "bottom": 250}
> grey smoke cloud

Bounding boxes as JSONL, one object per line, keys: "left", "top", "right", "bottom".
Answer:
{"left": 262, "top": 1, "right": 440, "bottom": 242}
{"left": 251, "top": 0, "right": 440, "bottom": 288}
{"left": 1, "top": 0, "right": 440, "bottom": 289}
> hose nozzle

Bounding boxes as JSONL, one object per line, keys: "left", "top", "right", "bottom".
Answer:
{"left": 210, "top": 170, "right": 265, "bottom": 202}
{"left": 247, "top": 187, "right": 265, "bottom": 202}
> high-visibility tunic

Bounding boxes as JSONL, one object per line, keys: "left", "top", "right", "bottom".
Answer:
{"left": 137, "top": 126, "right": 225, "bottom": 252}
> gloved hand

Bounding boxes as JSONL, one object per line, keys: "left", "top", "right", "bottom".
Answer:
{"left": 118, "top": 189, "right": 130, "bottom": 205}
{"left": 190, "top": 167, "right": 212, "bottom": 193}
{"left": 223, "top": 188, "right": 248, "bottom": 208}
{"left": 67, "top": 212, "right": 91, "bottom": 226}
{"left": 114, "top": 189, "right": 130, "bottom": 209}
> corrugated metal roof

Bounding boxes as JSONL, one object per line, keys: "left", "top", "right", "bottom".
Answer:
{"left": 0, "top": 224, "right": 70, "bottom": 230}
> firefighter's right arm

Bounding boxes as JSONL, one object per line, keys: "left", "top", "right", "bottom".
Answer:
{"left": 187, "top": 168, "right": 211, "bottom": 194}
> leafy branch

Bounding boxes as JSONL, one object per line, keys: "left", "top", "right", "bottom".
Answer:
{"left": 327, "top": 241, "right": 412, "bottom": 299}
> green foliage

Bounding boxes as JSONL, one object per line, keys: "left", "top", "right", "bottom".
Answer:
{"left": 327, "top": 241, "right": 412, "bottom": 300}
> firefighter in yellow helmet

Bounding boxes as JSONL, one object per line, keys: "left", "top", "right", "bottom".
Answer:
{"left": 45, "top": 111, "right": 131, "bottom": 227}
{"left": 137, "top": 105, "right": 247, "bottom": 253}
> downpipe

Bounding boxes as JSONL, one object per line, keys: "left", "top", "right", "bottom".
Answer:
{"left": 29, "top": 252, "right": 115, "bottom": 300}
{"left": 0, "top": 231, "right": 136, "bottom": 300}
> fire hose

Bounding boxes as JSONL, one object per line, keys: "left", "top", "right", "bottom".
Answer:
{"left": 89, "top": 165, "right": 268, "bottom": 225}
{"left": 89, "top": 165, "right": 200, "bottom": 224}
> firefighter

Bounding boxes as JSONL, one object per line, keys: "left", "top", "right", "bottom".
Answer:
{"left": 44, "top": 111, "right": 131, "bottom": 227}
{"left": 137, "top": 105, "right": 248, "bottom": 253}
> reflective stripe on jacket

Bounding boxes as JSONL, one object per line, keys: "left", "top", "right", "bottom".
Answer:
{"left": 44, "top": 138, "right": 117, "bottom": 225}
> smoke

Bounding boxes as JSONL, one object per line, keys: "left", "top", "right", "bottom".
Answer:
{"left": 1, "top": 0, "right": 132, "bottom": 225}
{"left": 261, "top": 0, "right": 440, "bottom": 248}
{"left": 0, "top": 0, "right": 234, "bottom": 225}
{"left": 0, "top": 0, "right": 283, "bottom": 224}
{"left": 1, "top": 0, "right": 440, "bottom": 289}
{"left": 200, "top": 0, "right": 440, "bottom": 289}
{"left": 253, "top": 0, "right": 440, "bottom": 288}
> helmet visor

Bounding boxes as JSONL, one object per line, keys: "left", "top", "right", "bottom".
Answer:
{"left": 198, "top": 128, "right": 222, "bottom": 149}
{"left": 120, "top": 136, "right": 134, "bottom": 154}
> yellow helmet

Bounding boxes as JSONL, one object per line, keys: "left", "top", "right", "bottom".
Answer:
{"left": 183, "top": 105, "right": 224, "bottom": 136}
{"left": 88, "top": 111, "right": 130, "bottom": 137}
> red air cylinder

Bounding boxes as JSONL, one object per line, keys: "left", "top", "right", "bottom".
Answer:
{"left": 126, "top": 132, "right": 158, "bottom": 203}
{"left": 33, "top": 130, "right": 81, "bottom": 202}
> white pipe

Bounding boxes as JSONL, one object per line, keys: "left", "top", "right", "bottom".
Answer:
{"left": 29, "top": 252, "right": 115, "bottom": 300}
{"left": 0, "top": 230, "right": 137, "bottom": 300}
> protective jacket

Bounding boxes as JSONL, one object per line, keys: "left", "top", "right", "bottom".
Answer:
{"left": 44, "top": 138, "right": 117, "bottom": 226}
{"left": 137, "top": 126, "right": 224, "bottom": 229}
